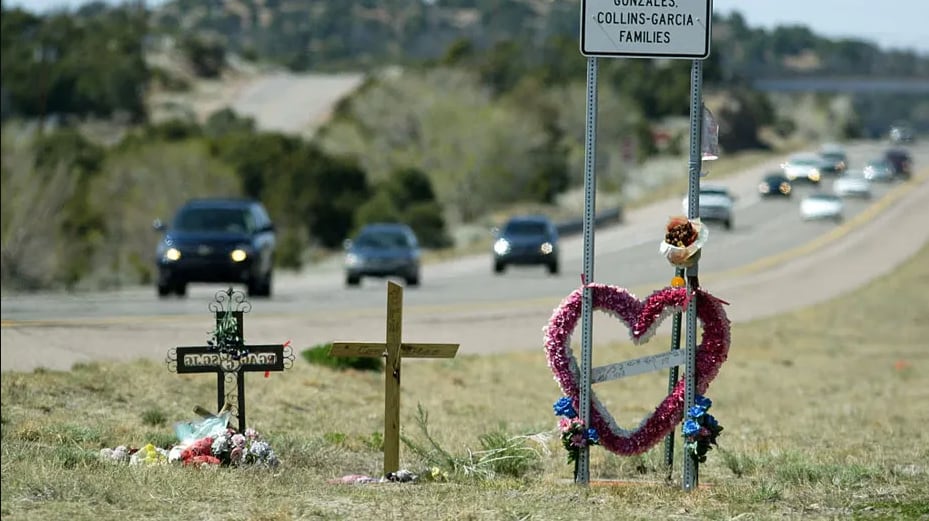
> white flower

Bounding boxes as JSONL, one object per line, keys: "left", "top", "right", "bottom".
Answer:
{"left": 211, "top": 434, "right": 231, "bottom": 456}
{"left": 248, "top": 441, "right": 271, "bottom": 459}
{"left": 168, "top": 446, "right": 185, "bottom": 463}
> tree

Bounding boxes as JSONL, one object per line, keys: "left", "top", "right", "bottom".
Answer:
{"left": 716, "top": 88, "right": 775, "bottom": 152}
{"left": 178, "top": 34, "right": 227, "bottom": 79}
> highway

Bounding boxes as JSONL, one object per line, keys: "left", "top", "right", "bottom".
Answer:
{"left": 2, "top": 139, "right": 927, "bottom": 372}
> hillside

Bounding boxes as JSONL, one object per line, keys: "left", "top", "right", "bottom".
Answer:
{"left": 151, "top": 0, "right": 929, "bottom": 79}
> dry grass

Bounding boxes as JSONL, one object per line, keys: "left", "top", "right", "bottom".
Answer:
{"left": 2, "top": 243, "right": 928, "bottom": 520}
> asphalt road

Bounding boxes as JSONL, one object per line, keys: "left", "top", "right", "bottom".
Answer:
{"left": 2, "top": 140, "right": 927, "bottom": 372}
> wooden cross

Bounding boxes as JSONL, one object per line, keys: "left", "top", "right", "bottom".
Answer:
{"left": 330, "top": 281, "right": 459, "bottom": 475}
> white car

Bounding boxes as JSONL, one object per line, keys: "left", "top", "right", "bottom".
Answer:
{"left": 800, "top": 193, "right": 844, "bottom": 222}
{"left": 782, "top": 154, "right": 823, "bottom": 184}
{"left": 833, "top": 170, "right": 872, "bottom": 199}
{"left": 681, "top": 185, "right": 735, "bottom": 230}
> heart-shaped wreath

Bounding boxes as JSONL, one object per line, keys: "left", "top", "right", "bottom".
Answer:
{"left": 544, "top": 284, "right": 730, "bottom": 456}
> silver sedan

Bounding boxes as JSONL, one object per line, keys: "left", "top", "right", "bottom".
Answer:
{"left": 833, "top": 170, "right": 872, "bottom": 199}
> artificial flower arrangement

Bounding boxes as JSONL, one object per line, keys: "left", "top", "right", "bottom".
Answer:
{"left": 682, "top": 395, "right": 723, "bottom": 463}
{"left": 100, "top": 443, "right": 168, "bottom": 465}
{"left": 100, "top": 417, "right": 279, "bottom": 468}
{"left": 170, "top": 427, "right": 280, "bottom": 468}
{"left": 553, "top": 396, "right": 600, "bottom": 463}
{"left": 659, "top": 216, "right": 708, "bottom": 268}
{"left": 545, "top": 284, "right": 730, "bottom": 457}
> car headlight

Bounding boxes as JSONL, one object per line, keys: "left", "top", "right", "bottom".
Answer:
{"left": 540, "top": 242, "right": 554, "bottom": 255}
{"left": 345, "top": 253, "right": 361, "bottom": 267}
{"left": 809, "top": 170, "right": 821, "bottom": 182}
{"left": 780, "top": 183, "right": 791, "bottom": 194}
{"left": 493, "top": 239, "right": 511, "bottom": 255}
{"left": 230, "top": 248, "right": 248, "bottom": 262}
{"left": 758, "top": 183, "right": 770, "bottom": 194}
{"left": 164, "top": 247, "right": 182, "bottom": 261}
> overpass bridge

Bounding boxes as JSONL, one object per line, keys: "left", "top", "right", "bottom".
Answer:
{"left": 752, "top": 77, "right": 929, "bottom": 94}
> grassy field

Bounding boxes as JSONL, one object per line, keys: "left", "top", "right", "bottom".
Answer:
{"left": 2, "top": 243, "right": 928, "bottom": 520}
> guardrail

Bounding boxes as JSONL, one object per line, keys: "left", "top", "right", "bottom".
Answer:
{"left": 555, "top": 207, "right": 623, "bottom": 236}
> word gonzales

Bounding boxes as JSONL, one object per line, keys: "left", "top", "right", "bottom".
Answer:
{"left": 582, "top": 0, "right": 711, "bottom": 58}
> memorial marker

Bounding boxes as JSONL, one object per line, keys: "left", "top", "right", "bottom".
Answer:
{"left": 166, "top": 288, "right": 294, "bottom": 432}
{"left": 330, "top": 281, "right": 459, "bottom": 475}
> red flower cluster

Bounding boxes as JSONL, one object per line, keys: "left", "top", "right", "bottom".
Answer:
{"left": 180, "top": 436, "right": 220, "bottom": 466}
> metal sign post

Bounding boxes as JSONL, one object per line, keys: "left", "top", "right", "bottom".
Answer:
{"left": 576, "top": 55, "right": 599, "bottom": 485}
{"left": 576, "top": 0, "right": 712, "bottom": 489}
{"left": 682, "top": 59, "right": 704, "bottom": 491}
{"left": 663, "top": 265, "right": 685, "bottom": 480}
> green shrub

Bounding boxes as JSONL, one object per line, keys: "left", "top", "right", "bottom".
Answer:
{"left": 301, "top": 343, "right": 382, "bottom": 372}
{"left": 143, "top": 431, "right": 180, "bottom": 449}
{"left": 140, "top": 408, "right": 167, "bottom": 427}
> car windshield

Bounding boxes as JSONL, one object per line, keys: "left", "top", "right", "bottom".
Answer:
{"left": 173, "top": 207, "right": 254, "bottom": 233}
{"left": 503, "top": 221, "right": 548, "bottom": 235}
{"left": 700, "top": 188, "right": 730, "bottom": 196}
{"left": 765, "top": 175, "right": 787, "bottom": 182}
{"left": 355, "top": 231, "right": 412, "bottom": 249}
{"left": 868, "top": 159, "right": 890, "bottom": 168}
{"left": 809, "top": 194, "right": 840, "bottom": 202}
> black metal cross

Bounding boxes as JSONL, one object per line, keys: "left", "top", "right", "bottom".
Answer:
{"left": 166, "top": 288, "right": 294, "bottom": 432}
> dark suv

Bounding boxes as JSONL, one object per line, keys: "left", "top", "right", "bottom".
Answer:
{"left": 492, "top": 215, "right": 560, "bottom": 275}
{"left": 884, "top": 148, "right": 913, "bottom": 180}
{"left": 154, "top": 199, "right": 276, "bottom": 297}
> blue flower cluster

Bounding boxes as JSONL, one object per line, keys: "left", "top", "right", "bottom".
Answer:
{"left": 682, "top": 395, "right": 723, "bottom": 463}
{"left": 553, "top": 396, "right": 600, "bottom": 464}
{"left": 553, "top": 396, "right": 577, "bottom": 418}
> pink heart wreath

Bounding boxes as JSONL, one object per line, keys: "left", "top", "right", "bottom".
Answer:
{"left": 544, "top": 284, "right": 730, "bottom": 456}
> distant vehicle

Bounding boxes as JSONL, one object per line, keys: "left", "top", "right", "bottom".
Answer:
{"left": 884, "top": 148, "right": 913, "bottom": 180}
{"left": 154, "top": 198, "right": 276, "bottom": 298}
{"left": 863, "top": 157, "right": 895, "bottom": 182}
{"left": 800, "top": 193, "right": 844, "bottom": 222}
{"left": 833, "top": 170, "right": 872, "bottom": 199}
{"left": 889, "top": 122, "right": 915, "bottom": 144}
{"left": 492, "top": 215, "right": 560, "bottom": 274}
{"left": 758, "top": 172, "right": 793, "bottom": 198}
{"left": 344, "top": 223, "right": 421, "bottom": 287}
{"left": 682, "top": 185, "right": 735, "bottom": 229}
{"left": 818, "top": 144, "right": 848, "bottom": 175}
{"left": 781, "top": 154, "right": 823, "bottom": 184}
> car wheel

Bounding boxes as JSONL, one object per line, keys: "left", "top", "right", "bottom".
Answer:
{"left": 724, "top": 218, "right": 733, "bottom": 230}
{"left": 262, "top": 271, "right": 273, "bottom": 297}
{"left": 157, "top": 283, "right": 172, "bottom": 298}
{"left": 547, "top": 261, "right": 560, "bottom": 275}
{"left": 494, "top": 261, "right": 505, "bottom": 274}
{"left": 249, "top": 271, "right": 273, "bottom": 298}
{"left": 173, "top": 282, "right": 187, "bottom": 297}
{"left": 346, "top": 274, "right": 361, "bottom": 287}
{"left": 406, "top": 275, "right": 420, "bottom": 287}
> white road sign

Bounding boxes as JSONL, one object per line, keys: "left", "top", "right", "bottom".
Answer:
{"left": 581, "top": 0, "right": 712, "bottom": 59}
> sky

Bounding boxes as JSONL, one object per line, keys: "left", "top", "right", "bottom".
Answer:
{"left": 5, "top": 0, "right": 929, "bottom": 55}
